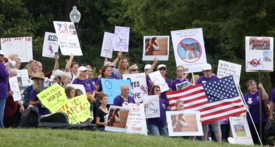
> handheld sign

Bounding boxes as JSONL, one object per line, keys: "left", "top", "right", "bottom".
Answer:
{"left": 105, "top": 105, "right": 130, "bottom": 132}
{"left": 144, "top": 95, "right": 160, "bottom": 118}
{"left": 148, "top": 71, "right": 169, "bottom": 92}
{"left": 100, "top": 32, "right": 114, "bottom": 59}
{"left": 9, "top": 77, "right": 21, "bottom": 101}
{"left": 113, "top": 26, "right": 130, "bottom": 52}
{"left": 42, "top": 32, "right": 59, "bottom": 58}
{"left": 217, "top": 60, "right": 242, "bottom": 85}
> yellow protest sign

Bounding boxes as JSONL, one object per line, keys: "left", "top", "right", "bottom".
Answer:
{"left": 37, "top": 83, "right": 67, "bottom": 112}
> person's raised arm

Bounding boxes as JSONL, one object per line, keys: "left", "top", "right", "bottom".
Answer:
{"left": 113, "top": 50, "right": 122, "bottom": 66}
{"left": 258, "top": 83, "right": 268, "bottom": 101}
{"left": 146, "top": 57, "right": 158, "bottom": 75}
{"left": 53, "top": 53, "right": 59, "bottom": 71}
{"left": 65, "top": 54, "right": 74, "bottom": 72}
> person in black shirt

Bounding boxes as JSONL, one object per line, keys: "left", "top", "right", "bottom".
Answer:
{"left": 96, "top": 93, "right": 109, "bottom": 131}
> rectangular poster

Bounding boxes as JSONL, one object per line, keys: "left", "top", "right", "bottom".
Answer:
{"left": 101, "top": 78, "right": 132, "bottom": 104}
{"left": 166, "top": 110, "right": 203, "bottom": 136}
{"left": 122, "top": 73, "right": 148, "bottom": 103}
{"left": 144, "top": 95, "right": 160, "bottom": 118}
{"left": 113, "top": 26, "right": 130, "bottom": 52}
{"left": 17, "top": 77, "right": 25, "bottom": 103}
{"left": 176, "top": 81, "right": 191, "bottom": 91}
{"left": 9, "top": 77, "right": 21, "bottom": 101}
{"left": 171, "top": 28, "right": 207, "bottom": 73}
{"left": 100, "top": 32, "right": 114, "bottom": 59}
{"left": 245, "top": 36, "right": 274, "bottom": 72}
{"left": 53, "top": 21, "right": 83, "bottom": 56}
{"left": 105, "top": 105, "right": 130, "bottom": 132}
{"left": 148, "top": 71, "right": 169, "bottom": 92}
{"left": 17, "top": 69, "right": 30, "bottom": 87}
{"left": 67, "top": 84, "right": 86, "bottom": 94}
{"left": 217, "top": 60, "right": 242, "bottom": 85}
{"left": 142, "top": 36, "right": 169, "bottom": 61}
{"left": 42, "top": 32, "right": 59, "bottom": 58}
{"left": 229, "top": 117, "right": 254, "bottom": 145}
{"left": 123, "top": 104, "right": 147, "bottom": 135}
{"left": 1, "top": 37, "right": 33, "bottom": 62}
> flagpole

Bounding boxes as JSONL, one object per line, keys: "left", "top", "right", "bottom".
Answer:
{"left": 258, "top": 71, "right": 263, "bottom": 143}
{"left": 238, "top": 87, "right": 263, "bottom": 146}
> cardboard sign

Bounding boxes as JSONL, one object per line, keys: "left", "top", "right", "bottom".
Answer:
{"left": 42, "top": 32, "right": 59, "bottom": 58}
{"left": 171, "top": 28, "right": 207, "bottom": 73}
{"left": 9, "top": 77, "right": 21, "bottom": 101}
{"left": 123, "top": 104, "right": 147, "bottom": 135}
{"left": 53, "top": 21, "right": 82, "bottom": 56}
{"left": 217, "top": 60, "right": 242, "bottom": 85}
{"left": 229, "top": 117, "right": 254, "bottom": 145}
{"left": 100, "top": 32, "right": 114, "bottom": 59}
{"left": 101, "top": 78, "right": 132, "bottom": 104}
{"left": 245, "top": 36, "right": 274, "bottom": 72}
{"left": 142, "top": 36, "right": 170, "bottom": 61}
{"left": 105, "top": 105, "right": 130, "bottom": 132}
{"left": 123, "top": 73, "right": 148, "bottom": 103}
{"left": 144, "top": 95, "right": 160, "bottom": 118}
{"left": 148, "top": 71, "right": 169, "bottom": 92}
{"left": 1, "top": 37, "right": 33, "bottom": 62}
{"left": 113, "top": 26, "right": 130, "bottom": 52}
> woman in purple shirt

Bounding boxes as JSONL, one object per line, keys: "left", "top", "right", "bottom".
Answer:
{"left": 244, "top": 80, "right": 268, "bottom": 145}
{"left": 95, "top": 66, "right": 117, "bottom": 95}
{"left": 147, "top": 85, "right": 171, "bottom": 137}
{"left": 171, "top": 65, "right": 190, "bottom": 91}
{"left": 72, "top": 66, "right": 96, "bottom": 93}
{"left": 0, "top": 51, "right": 10, "bottom": 128}
{"left": 113, "top": 85, "right": 135, "bottom": 106}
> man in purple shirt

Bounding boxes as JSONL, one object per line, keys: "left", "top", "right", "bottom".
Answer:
{"left": 171, "top": 65, "right": 190, "bottom": 91}
{"left": 0, "top": 51, "right": 10, "bottom": 128}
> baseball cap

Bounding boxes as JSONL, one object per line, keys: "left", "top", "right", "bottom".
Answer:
{"left": 203, "top": 63, "right": 212, "bottom": 71}
{"left": 0, "top": 51, "right": 5, "bottom": 56}
{"left": 157, "top": 64, "right": 166, "bottom": 69}
{"left": 144, "top": 64, "right": 152, "bottom": 70}
{"left": 78, "top": 66, "right": 87, "bottom": 72}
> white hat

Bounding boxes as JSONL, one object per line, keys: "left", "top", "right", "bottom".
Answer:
{"left": 157, "top": 64, "right": 166, "bottom": 69}
{"left": 0, "top": 51, "right": 5, "bottom": 56}
{"left": 78, "top": 66, "right": 87, "bottom": 72}
{"left": 144, "top": 64, "right": 152, "bottom": 70}
{"left": 203, "top": 63, "right": 212, "bottom": 71}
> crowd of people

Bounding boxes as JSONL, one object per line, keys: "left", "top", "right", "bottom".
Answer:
{"left": 0, "top": 50, "right": 274, "bottom": 145}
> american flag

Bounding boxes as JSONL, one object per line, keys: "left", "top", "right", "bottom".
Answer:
{"left": 166, "top": 76, "right": 247, "bottom": 124}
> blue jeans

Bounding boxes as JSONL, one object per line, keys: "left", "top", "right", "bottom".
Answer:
{"left": 0, "top": 98, "right": 6, "bottom": 128}
{"left": 147, "top": 124, "right": 168, "bottom": 137}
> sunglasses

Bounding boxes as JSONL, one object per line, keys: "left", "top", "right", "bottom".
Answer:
{"left": 155, "top": 89, "right": 160, "bottom": 91}
{"left": 158, "top": 68, "right": 166, "bottom": 71}
{"left": 130, "top": 68, "right": 139, "bottom": 71}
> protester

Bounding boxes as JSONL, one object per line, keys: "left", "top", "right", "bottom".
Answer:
{"left": 65, "top": 54, "right": 79, "bottom": 83}
{"left": 196, "top": 63, "right": 221, "bottom": 142}
{"left": 8, "top": 54, "right": 19, "bottom": 63}
{"left": 95, "top": 66, "right": 117, "bottom": 95}
{"left": 0, "top": 51, "right": 10, "bottom": 129}
{"left": 37, "top": 53, "right": 59, "bottom": 79}
{"left": 15, "top": 58, "right": 21, "bottom": 69}
{"left": 27, "top": 59, "right": 39, "bottom": 75}
{"left": 171, "top": 65, "right": 191, "bottom": 91}
{"left": 113, "top": 85, "right": 135, "bottom": 106}
{"left": 105, "top": 51, "right": 122, "bottom": 79}
{"left": 156, "top": 64, "right": 171, "bottom": 101}
{"left": 72, "top": 66, "right": 96, "bottom": 93}
{"left": 86, "top": 65, "right": 94, "bottom": 79}
{"left": 147, "top": 85, "right": 170, "bottom": 137}
{"left": 244, "top": 80, "right": 268, "bottom": 145}
{"left": 61, "top": 72, "right": 72, "bottom": 88}
{"left": 29, "top": 72, "right": 49, "bottom": 116}
{"left": 270, "top": 88, "right": 275, "bottom": 121}
{"left": 75, "top": 89, "right": 83, "bottom": 96}
{"left": 129, "top": 64, "right": 139, "bottom": 74}
{"left": 65, "top": 86, "right": 75, "bottom": 99}
{"left": 118, "top": 56, "right": 130, "bottom": 78}
{"left": 52, "top": 70, "right": 64, "bottom": 82}
{"left": 96, "top": 93, "right": 109, "bottom": 131}
{"left": 191, "top": 75, "right": 199, "bottom": 85}
{"left": 144, "top": 64, "right": 151, "bottom": 73}
{"left": 103, "top": 61, "right": 119, "bottom": 79}
{"left": 4, "top": 68, "right": 24, "bottom": 128}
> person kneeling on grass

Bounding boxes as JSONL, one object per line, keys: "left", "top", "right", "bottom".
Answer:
{"left": 96, "top": 94, "right": 109, "bottom": 131}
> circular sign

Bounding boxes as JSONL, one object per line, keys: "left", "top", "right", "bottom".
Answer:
{"left": 177, "top": 38, "right": 202, "bottom": 63}
{"left": 104, "top": 80, "right": 112, "bottom": 89}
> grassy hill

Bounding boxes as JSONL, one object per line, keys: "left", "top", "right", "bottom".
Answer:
{"left": 0, "top": 129, "right": 261, "bottom": 147}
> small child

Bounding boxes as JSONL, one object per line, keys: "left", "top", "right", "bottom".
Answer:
{"left": 176, "top": 100, "right": 184, "bottom": 111}
{"left": 75, "top": 89, "right": 83, "bottom": 96}
{"left": 65, "top": 86, "right": 75, "bottom": 99}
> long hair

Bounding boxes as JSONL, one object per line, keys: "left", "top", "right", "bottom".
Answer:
{"left": 149, "top": 85, "right": 161, "bottom": 98}
{"left": 65, "top": 86, "right": 75, "bottom": 98}
{"left": 27, "top": 59, "right": 38, "bottom": 75}
{"left": 32, "top": 79, "right": 40, "bottom": 92}
{"left": 101, "top": 66, "right": 111, "bottom": 78}
{"left": 118, "top": 57, "right": 129, "bottom": 77}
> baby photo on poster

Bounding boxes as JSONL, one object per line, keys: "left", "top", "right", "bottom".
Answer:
{"left": 142, "top": 36, "right": 169, "bottom": 61}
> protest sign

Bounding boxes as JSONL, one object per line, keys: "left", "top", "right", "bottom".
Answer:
{"left": 17, "top": 77, "right": 25, "bottom": 103}
{"left": 105, "top": 105, "right": 130, "bottom": 132}
{"left": 148, "top": 71, "right": 169, "bottom": 92}
{"left": 142, "top": 36, "right": 170, "bottom": 61}
{"left": 9, "top": 77, "right": 21, "bottom": 101}
{"left": 53, "top": 21, "right": 82, "bottom": 56}
{"left": 42, "top": 32, "right": 59, "bottom": 58}
{"left": 1, "top": 37, "right": 33, "bottom": 62}
{"left": 245, "top": 36, "right": 274, "bottom": 72}
{"left": 100, "top": 32, "right": 114, "bottom": 59}
{"left": 144, "top": 95, "right": 160, "bottom": 118}
{"left": 166, "top": 110, "right": 203, "bottom": 136}
{"left": 229, "top": 117, "right": 254, "bottom": 145}
{"left": 113, "top": 26, "right": 130, "bottom": 52}
{"left": 67, "top": 84, "right": 86, "bottom": 94}
{"left": 17, "top": 69, "right": 30, "bottom": 87}
{"left": 217, "top": 60, "right": 242, "bottom": 85}
{"left": 101, "top": 78, "right": 132, "bottom": 104}
{"left": 123, "top": 73, "right": 148, "bottom": 103}
{"left": 176, "top": 81, "right": 191, "bottom": 91}
{"left": 123, "top": 104, "right": 147, "bottom": 135}
{"left": 171, "top": 28, "right": 207, "bottom": 73}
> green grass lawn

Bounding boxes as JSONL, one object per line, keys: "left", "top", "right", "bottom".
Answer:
{"left": 235, "top": 131, "right": 247, "bottom": 137}
{"left": 0, "top": 129, "right": 262, "bottom": 147}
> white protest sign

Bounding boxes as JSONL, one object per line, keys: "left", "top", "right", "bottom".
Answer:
{"left": 229, "top": 117, "right": 254, "bottom": 145}
{"left": 176, "top": 81, "right": 191, "bottom": 91}
{"left": 123, "top": 73, "right": 148, "bottom": 103}
{"left": 113, "top": 26, "right": 130, "bottom": 52}
{"left": 100, "top": 32, "right": 114, "bottom": 59}
{"left": 148, "top": 71, "right": 169, "bottom": 92}
{"left": 217, "top": 60, "right": 242, "bottom": 85}
{"left": 123, "top": 104, "right": 147, "bottom": 135}
{"left": 53, "top": 21, "right": 82, "bottom": 56}
{"left": 17, "top": 69, "right": 31, "bottom": 87}
{"left": 1, "top": 37, "right": 33, "bottom": 62}
{"left": 9, "top": 77, "right": 21, "bottom": 101}
{"left": 42, "top": 32, "right": 59, "bottom": 58}
{"left": 171, "top": 28, "right": 207, "bottom": 73}
{"left": 67, "top": 84, "right": 86, "bottom": 94}
{"left": 144, "top": 95, "right": 160, "bottom": 118}
{"left": 245, "top": 36, "right": 274, "bottom": 72}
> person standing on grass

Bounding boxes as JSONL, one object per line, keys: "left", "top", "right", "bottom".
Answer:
{"left": 96, "top": 93, "right": 109, "bottom": 131}
{"left": 171, "top": 65, "right": 190, "bottom": 91}
{"left": 113, "top": 85, "right": 135, "bottom": 106}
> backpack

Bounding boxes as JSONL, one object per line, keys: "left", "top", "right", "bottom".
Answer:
{"left": 21, "top": 106, "right": 39, "bottom": 128}
{"left": 264, "top": 120, "right": 275, "bottom": 146}
{"left": 23, "top": 84, "right": 33, "bottom": 106}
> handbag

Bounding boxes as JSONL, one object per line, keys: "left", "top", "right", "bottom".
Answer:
{"left": 263, "top": 100, "right": 270, "bottom": 118}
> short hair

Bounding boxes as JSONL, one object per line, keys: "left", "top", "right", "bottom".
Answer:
{"left": 8, "top": 54, "right": 18, "bottom": 61}
{"left": 98, "top": 93, "right": 108, "bottom": 105}
{"left": 121, "top": 84, "right": 129, "bottom": 92}
{"left": 61, "top": 72, "right": 72, "bottom": 81}
{"left": 104, "top": 61, "right": 112, "bottom": 67}
{"left": 175, "top": 100, "right": 184, "bottom": 107}
{"left": 53, "top": 70, "right": 64, "bottom": 79}
{"left": 177, "top": 65, "right": 185, "bottom": 71}
{"left": 149, "top": 85, "right": 160, "bottom": 95}
{"left": 129, "top": 64, "right": 138, "bottom": 71}
{"left": 246, "top": 80, "right": 256, "bottom": 89}
{"left": 9, "top": 68, "right": 17, "bottom": 74}
{"left": 75, "top": 89, "right": 83, "bottom": 96}
{"left": 65, "top": 86, "right": 75, "bottom": 98}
